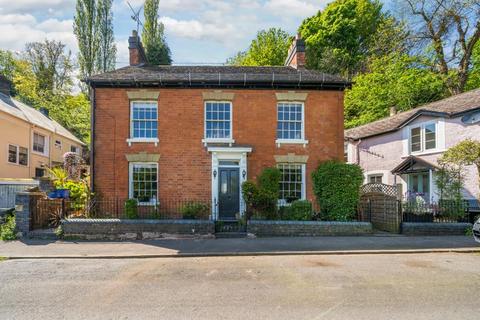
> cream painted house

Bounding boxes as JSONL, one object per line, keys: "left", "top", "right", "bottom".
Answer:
{"left": 0, "top": 76, "right": 85, "bottom": 179}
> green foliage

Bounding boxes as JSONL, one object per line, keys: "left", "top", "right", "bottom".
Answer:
{"left": 242, "top": 168, "right": 281, "bottom": 220}
{"left": 281, "top": 200, "right": 313, "bottom": 221}
{"left": 312, "top": 161, "right": 363, "bottom": 221}
{"left": 125, "top": 199, "right": 139, "bottom": 219}
{"left": 0, "top": 50, "right": 17, "bottom": 84}
{"left": 180, "top": 202, "right": 210, "bottom": 220}
{"left": 258, "top": 167, "right": 281, "bottom": 196}
{"left": 143, "top": 0, "right": 172, "bottom": 65}
{"left": 299, "top": 0, "right": 385, "bottom": 77}
{"left": 74, "top": 0, "right": 99, "bottom": 92}
{"left": 344, "top": 54, "right": 446, "bottom": 128}
{"left": 96, "top": 0, "right": 116, "bottom": 73}
{"left": 435, "top": 164, "right": 464, "bottom": 204}
{"left": 466, "top": 42, "right": 480, "bottom": 90}
{"left": 48, "top": 167, "right": 69, "bottom": 189}
{"left": 0, "top": 215, "right": 17, "bottom": 241}
{"left": 227, "top": 28, "right": 291, "bottom": 66}
{"left": 63, "top": 181, "right": 89, "bottom": 203}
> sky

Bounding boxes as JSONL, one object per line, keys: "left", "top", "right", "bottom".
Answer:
{"left": 0, "top": 0, "right": 392, "bottom": 68}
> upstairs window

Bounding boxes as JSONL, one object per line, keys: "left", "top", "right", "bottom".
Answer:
{"left": 368, "top": 174, "right": 383, "bottom": 184}
{"left": 71, "top": 145, "right": 80, "bottom": 154}
{"left": 8, "top": 145, "right": 28, "bottom": 166}
{"left": 277, "top": 163, "right": 305, "bottom": 203}
{"left": 131, "top": 102, "right": 158, "bottom": 139}
{"left": 55, "top": 140, "right": 62, "bottom": 149}
{"left": 205, "top": 102, "right": 232, "bottom": 140}
{"left": 410, "top": 122, "right": 437, "bottom": 153}
{"left": 33, "top": 133, "right": 47, "bottom": 155}
{"left": 277, "top": 102, "right": 304, "bottom": 141}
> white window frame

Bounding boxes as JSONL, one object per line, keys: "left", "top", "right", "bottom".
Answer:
{"left": 126, "top": 101, "right": 159, "bottom": 146}
{"left": 128, "top": 162, "right": 159, "bottom": 206}
{"left": 7, "top": 144, "right": 28, "bottom": 166}
{"left": 70, "top": 145, "right": 80, "bottom": 154}
{"left": 275, "top": 101, "right": 308, "bottom": 147}
{"left": 32, "top": 132, "right": 48, "bottom": 156}
{"left": 408, "top": 121, "right": 438, "bottom": 155}
{"left": 368, "top": 174, "right": 384, "bottom": 184}
{"left": 202, "top": 101, "right": 235, "bottom": 145}
{"left": 277, "top": 163, "right": 306, "bottom": 205}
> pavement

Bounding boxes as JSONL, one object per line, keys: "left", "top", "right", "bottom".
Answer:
{"left": 1, "top": 252, "right": 479, "bottom": 319}
{"left": 0, "top": 235, "right": 479, "bottom": 259}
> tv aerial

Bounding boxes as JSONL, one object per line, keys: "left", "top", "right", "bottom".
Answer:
{"left": 127, "top": 1, "right": 144, "bottom": 34}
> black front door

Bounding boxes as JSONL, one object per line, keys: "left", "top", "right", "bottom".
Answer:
{"left": 218, "top": 167, "right": 240, "bottom": 220}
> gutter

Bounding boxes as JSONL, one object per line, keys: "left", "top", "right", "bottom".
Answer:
{"left": 89, "top": 87, "right": 95, "bottom": 192}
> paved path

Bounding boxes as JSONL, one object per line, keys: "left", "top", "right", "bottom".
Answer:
{"left": 1, "top": 236, "right": 478, "bottom": 258}
{"left": 1, "top": 253, "right": 479, "bottom": 319}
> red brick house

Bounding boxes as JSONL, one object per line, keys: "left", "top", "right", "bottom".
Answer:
{"left": 86, "top": 31, "right": 348, "bottom": 220}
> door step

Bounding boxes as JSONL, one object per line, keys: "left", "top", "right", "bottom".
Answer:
{"left": 215, "top": 232, "right": 247, "bottom": 239}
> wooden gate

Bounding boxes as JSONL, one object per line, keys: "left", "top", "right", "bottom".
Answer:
{"left": 359, "top": 183, "right": 401, "bottom": 233}
{"left": 31, "top": 198, "right": 63, "bottom": 230}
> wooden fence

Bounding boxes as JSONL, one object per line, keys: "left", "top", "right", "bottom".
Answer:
{"left": 0, "top": 179, "right": 39, "bottom": 208}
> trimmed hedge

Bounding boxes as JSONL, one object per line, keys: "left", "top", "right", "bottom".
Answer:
{"left": 312, "top": 160, "right": 363, "bottom": 221}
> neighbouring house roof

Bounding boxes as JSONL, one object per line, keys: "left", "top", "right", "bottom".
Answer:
{"left": 391, "top": 156, "right": 439, "bottom": 175}
{"left": 85, "top": 65, "right": 349, "bottom": 90}
{"left": 0, "top": 92, "right": 85, "bottom": 145}
{"left": 345, "top": 88, "right": 480, "bottom": 140}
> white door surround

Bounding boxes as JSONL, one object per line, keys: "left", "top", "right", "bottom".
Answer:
{"left": 208, "top": 147, "right": 252, "bottom": 220}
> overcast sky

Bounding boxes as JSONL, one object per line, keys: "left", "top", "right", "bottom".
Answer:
{"left": 0, "top": 0, "right": 392, "bottom": 68}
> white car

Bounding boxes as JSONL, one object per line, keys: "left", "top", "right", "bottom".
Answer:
{"left": 474, "top": 217, "right": 480, "bottom": 243}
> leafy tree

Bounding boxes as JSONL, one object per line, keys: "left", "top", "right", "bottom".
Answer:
{"left": 299, "top": 0, "right": 385, "bottom": 77}
{"left": 96, "top": 0, "right": 116, "bottom": 73}
{"left": 142, "top": 0, "right": 172, "bottom": 65}
{"left": 403, "top": 0, "right": 480, "bottom": 94}
{"left": 74, "top": 0, "right": 99, "bottom": 91}
{"left": 227, "top": 28, "right": 291, "bottom": 66}
{"left": 344, "top": 54, "right": 446, "bottom": 128}
{"left": 0, "top": 50, "right": 17, "bottom": 82}
{"left": 467, "top": 41, "right": 480, "bottom": 90}
{"left": 24, "top": 40, "right": 73, "bottom": 93}
{"left": 440, "top": 139, "right": 480, "bottom": 199}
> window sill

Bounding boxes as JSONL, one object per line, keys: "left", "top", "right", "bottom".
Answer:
{"left": 31, "top": 150, "right": 48, "bottom": 157}
{"left": 275, "top": 139, "right": 309, "bottom": 147}
{"left": 404, "top": 149, "right": 446, "bottom": 157}
{"left": 202, "top": 138, "right": 235, "bottom": 146}
{"left": 126, "top": 138, "right": 159, "bottom": 147}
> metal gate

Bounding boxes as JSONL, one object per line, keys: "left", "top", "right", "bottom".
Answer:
{"left": 359, "top": 183, "right": 401, "bottom": 233}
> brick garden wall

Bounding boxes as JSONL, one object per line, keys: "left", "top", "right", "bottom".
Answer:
{"left": 93, "top": 88, "right": 344, "bottom": 203}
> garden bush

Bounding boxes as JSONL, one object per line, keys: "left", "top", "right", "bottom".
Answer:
{"left": 180, "top": 202, "right": 210, "bottom": 219}
{"left": 124, "top": 199, "right": 139, "bottom": 219}
{"left": 0, "top": 214, "right": 17, "bottom": 241}
{"left": 242, "top": 168, "right": 280, "bottom": 220}
{"left": 281, "top": 200, "right": 313, "bottom": 221}
{"left": 312, "top": 160, "right": 363, "bottom": 221}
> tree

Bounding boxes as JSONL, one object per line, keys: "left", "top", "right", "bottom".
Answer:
{"left": 0, "top": 50, "right": 17, "bottom": 82}
{"left": 227, "top": 28, "right": 291, "bottom": 66}
{"left": 74, "top": 0, "right": 99, "bottom": 91}
{"left": 467, "top": 41, "right": 480, "bottom": 90}
{"left": 142, "top": 0, "right": 172, "bottom": 65}
{"left": 344, "top": 54, "right": 446, "bottom": 128}
{"left": 96, "top": 0, "right": 116, "bottom": 73}
{"left": 24, "top": 40, "right": 73, "bottom": 93}
{"left": 440, "top": 139, "right": 480, "bottom": 199}
{"left": 403, "top": 0, "right": 480, "bottom": 94}
{"left": 299, "top": 0, "right": 385, "bottom": 77}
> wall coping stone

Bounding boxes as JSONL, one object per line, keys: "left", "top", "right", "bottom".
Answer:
{"left": 64, "top": 219, "right": 213, "bottom": 225}
{"left": 248, "top": 220, "right": 370, "bottom": 226}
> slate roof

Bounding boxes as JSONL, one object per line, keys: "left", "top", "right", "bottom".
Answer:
{"left": 0, "top": 92, "right": 85, "bottom": 145}
{"left": 86, "top": 65, "right": 349, "bottom": 89}
{"left": 345, "top": 88, "right": 480, "bottom": 140}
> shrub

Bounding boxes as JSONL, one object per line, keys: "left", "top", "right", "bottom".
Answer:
{"left": 0, "top": 215, "right": 17, "bottom": 241}
{"left": 282, "top": 200, "right": 313, "bottom": 221}
{"left": 181, "top": 202, "right": 210, "bottom": 220}
{"left": 125, "top": 199, "right": 139, "bottom": 219}
{"left": 312, "top": 160, "right": 363, "bottom": 221}
{"left": 242, "top": 169, "right": 279, "bottom": 220}
{"left": 258, "top": 167, "right": 281, "bottom": 196}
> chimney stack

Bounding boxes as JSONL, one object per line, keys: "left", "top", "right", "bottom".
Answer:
{"left": 129, "top": 30, "right": 147, "bottom": 66}
{"left": 390, "top": 106, "right": 397, "bottom": 117}
{"left": 285, "top": 34, "right": 306, "bottom": 69}
{"left": 0, "top": 74, "right": 12, "bottom": 96}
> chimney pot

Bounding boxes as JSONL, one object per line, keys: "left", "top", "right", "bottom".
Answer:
{"left": 390, "top": 106, "right": 397, "bottom": 116}
{"left": 285, "top": 35, "right": 306, "bottom": 69}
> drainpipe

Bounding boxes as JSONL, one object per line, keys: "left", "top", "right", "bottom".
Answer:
{"left": 89, "top": 86, "right": 96, "bottom": 193}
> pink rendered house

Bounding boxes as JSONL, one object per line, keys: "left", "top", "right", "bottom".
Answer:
{"left": 345, "top": 89, "right": 480, "bottom": 205}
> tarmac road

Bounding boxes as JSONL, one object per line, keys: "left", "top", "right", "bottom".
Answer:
{"left": 0, "top": 253, "right": 479, "bottom": 319}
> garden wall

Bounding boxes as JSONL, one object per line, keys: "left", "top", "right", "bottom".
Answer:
{"left": 61, "top": 219, "right": 215, "bottom": 240}
{"left": 248, "top": 220, "right": 373, "bottom": 237}
{"left": 401, "top": 222, "right": 472, "bottom": 236}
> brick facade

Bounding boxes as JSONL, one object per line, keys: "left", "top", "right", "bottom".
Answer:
{"left": 93, "top": 88, "right": 345, "bottom": 205}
